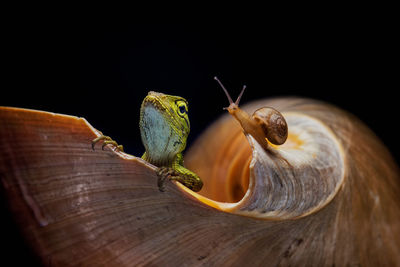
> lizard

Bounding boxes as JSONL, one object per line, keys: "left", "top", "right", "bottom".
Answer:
{"left": 92, "top": 91, "right": 203, "bottom": 192}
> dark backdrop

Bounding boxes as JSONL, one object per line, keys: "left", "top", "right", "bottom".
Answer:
{"left": 2, "top": 21, "right": 398, "bottom": 265}
{"left": 4, "top": 23, "right": 398, "bottom": 160}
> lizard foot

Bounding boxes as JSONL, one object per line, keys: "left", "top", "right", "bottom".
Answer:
{"left": 92, "top": 133, "right": 124, "bottom": 152}
{"left": 156, "top": 166, "right": 203, "bottom": 192}
{"left": 156, "top": 167, "right": 179, "bottom": 192}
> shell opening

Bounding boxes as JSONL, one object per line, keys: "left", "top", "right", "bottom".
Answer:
{"left": 189, "top": 128, "right": 252, "bottom": 203}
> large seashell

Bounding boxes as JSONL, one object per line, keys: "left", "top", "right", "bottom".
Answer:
{"left": 1, "top": 97, "right": 399, "bottom": 266}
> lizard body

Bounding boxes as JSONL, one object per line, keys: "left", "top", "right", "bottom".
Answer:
{"left": 92, "top": 91, "right": 202, "bottom": 192}
{"left": 139, "top": 91, "right": 202, "bottom": 192}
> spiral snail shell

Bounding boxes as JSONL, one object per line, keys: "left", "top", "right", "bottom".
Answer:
{"left": 0, "top": 87, "right": 399, "bottom": 266}
{"left": 252, "top": 107, "right": 288, "bottom": 145}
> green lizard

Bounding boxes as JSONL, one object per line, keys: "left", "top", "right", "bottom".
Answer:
{"left": 92, "top": 91, "right": 203, "bottom": 192}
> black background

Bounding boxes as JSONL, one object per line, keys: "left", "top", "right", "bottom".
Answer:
{"left": 4, "top": 23, "right": 398, "bottom": 160}
{"left": 2, "top": 20, "right": 398, "bottom": 265}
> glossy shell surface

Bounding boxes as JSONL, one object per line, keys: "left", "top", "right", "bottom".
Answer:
{"left": 1, "top": 98, "right": 399, "bottom": 266}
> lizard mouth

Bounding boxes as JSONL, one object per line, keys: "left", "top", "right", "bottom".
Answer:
{"left": 142, "top": 91, "right": 169, "bottom": 111}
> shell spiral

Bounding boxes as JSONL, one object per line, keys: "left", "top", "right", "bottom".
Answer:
{"left": 0, "top": 97, "right": 399, "bottom": 266}
{"left": 252, "top": 107, "right": 288, "bottom": 145}
{"left": 185, "top": 98, "right": 347, "bottom": 218}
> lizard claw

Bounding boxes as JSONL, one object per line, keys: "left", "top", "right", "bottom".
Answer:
{"left": 155, "top": 166, "right": 203, "bottom": 192}
{"left": 92, "top": 134, "right": 124, "bottom": 152}
{"left": 156, "top": 167, "right": 177, "bottom": 192}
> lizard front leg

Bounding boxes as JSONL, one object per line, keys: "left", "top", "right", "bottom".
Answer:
{"left": 156, "top": 153, "right": 203, "bottom": 192}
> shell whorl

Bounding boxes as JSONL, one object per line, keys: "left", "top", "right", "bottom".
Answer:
{"left": 185, "top": 98, "right": 346, "bottom": 219}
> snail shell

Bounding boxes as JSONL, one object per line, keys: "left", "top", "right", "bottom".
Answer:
{"left": 1, "top": 97, "right": 399, "bottom": 266}
{"left": 252, "top": 107, "right": 288, "bottom": 145}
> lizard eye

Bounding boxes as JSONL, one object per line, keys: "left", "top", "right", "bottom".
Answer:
{"left": 177, "top": 103, "right": 187, "bottom": 115}
{"left": 179, "top": 105, "right": 186, "bottom": 114}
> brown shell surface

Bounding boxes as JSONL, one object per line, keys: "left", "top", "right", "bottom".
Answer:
{"left": 252, "top": 107, "right": 288, "bottom": 145}
{"left": 1, "top": 98, "right": 400, "bottom": 266}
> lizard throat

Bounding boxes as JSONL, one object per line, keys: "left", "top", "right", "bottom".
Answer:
{"left": 140, "top": 100, "right": 185, "bottom": 166}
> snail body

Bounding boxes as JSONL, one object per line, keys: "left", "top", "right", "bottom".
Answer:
{"left": 1, "top": 90, "right": 400, "bottom": 266}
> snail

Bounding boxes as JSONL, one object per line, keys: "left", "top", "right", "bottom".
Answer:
{"left": 0, "top": 83, "right": 399, "bottom": 266}
{"left": 214, "top": 76, "right": 288, "bottom": 150}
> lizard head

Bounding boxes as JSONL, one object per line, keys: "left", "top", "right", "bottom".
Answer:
{"left": 139, "top": 91, "right": 190, "bottom": 163}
